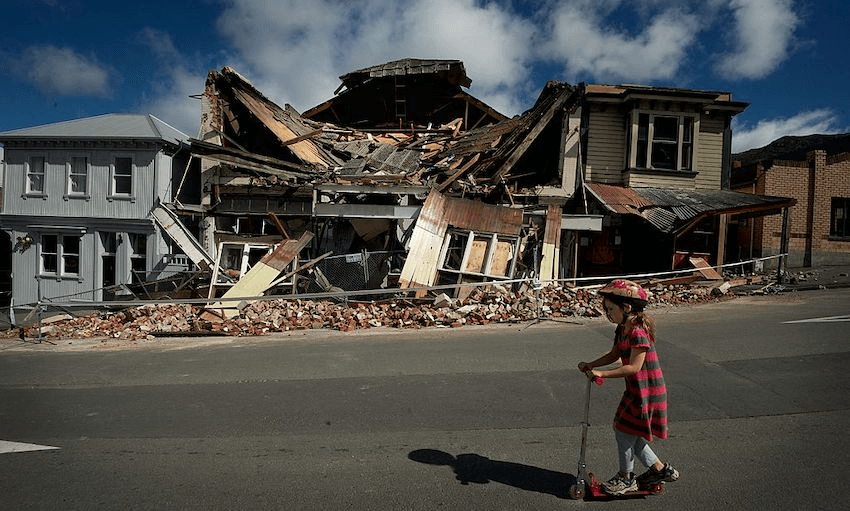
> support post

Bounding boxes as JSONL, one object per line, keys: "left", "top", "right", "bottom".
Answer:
{"left": 777, "top": 207, "right": 791, "bottom": 284}
{"left": 716, "top": 214, "right": 728, "bottom": 274}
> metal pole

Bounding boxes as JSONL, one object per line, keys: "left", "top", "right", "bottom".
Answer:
{"left": 36, "top": 275, "right": 44, "bottom": 343}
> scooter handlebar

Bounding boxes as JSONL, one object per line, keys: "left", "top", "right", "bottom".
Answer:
{"left": 584, "top": 370, "right": 604, "bottom": 385}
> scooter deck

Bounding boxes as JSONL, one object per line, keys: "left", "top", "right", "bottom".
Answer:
{"left": 587, "top": 472, "right": 664, "bottom": 500}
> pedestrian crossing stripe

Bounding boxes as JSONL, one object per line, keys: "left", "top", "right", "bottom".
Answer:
{"left": 0, "top": 440, "right": 60, "bottom": 454}
{"left": 784, "top": 315, "right": 850, "bottom": 324}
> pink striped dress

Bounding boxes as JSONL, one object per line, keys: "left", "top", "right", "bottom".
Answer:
{"left": 612, "top": 323, "right": 668, "bottom": 441}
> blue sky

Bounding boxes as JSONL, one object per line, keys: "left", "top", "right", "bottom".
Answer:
{"left": 1, "top": 0, "right": 848, "bottom": 153}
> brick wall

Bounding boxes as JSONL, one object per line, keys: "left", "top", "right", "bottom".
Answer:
{"left": 759, "top": 150, "right": 850, "bottom": 267}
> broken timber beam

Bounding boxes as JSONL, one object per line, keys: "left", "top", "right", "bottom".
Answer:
{"left": 267, "top": 251, "right": 333, "bottom": 289}
{"left": 436, "top": 153, "right": 480, "bottom": 192}
{"left": 267, "top": 212, "right": 290, "bottom": 239}
{"left": 491, "top": 91, "right": 574, "bottom": 180}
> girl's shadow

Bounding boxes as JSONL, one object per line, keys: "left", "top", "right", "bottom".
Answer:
{"left": 408, "top": 449, "right": 575, "bottom": 499}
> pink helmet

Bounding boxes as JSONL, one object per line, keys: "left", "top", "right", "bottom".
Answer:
{"left": 597, "top": 279, "right": 649, "bottom": 310}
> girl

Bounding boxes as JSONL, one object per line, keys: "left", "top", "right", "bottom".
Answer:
{"left": 577, "top": 279, "right": 679, "bottom": 496}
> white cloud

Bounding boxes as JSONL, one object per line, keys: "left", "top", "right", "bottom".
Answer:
{"left": 139, "top": 27, "right": 183, "bottom": 64}
{"left": 716, "top": 0, "right": 799, "bottom": 80}
{"left": 137, "top": 28, "right": 207, "bottom": 137}
{"left": 538, "top": 1, "right": 701, "bottom": 83}
{"left": 16, "top": 45, "right": 112, "bottom": 97}
{"left": 135, "top": 0, "right": 810, "bottom": 136}
{"left": 215, "top": 0, "right": 536, "bottom": 117}
{"left": 141, "top": 68, "right": 205, "bottom": 138}
{"left": 732, "top": 109, "right": 843, "bottom": 153}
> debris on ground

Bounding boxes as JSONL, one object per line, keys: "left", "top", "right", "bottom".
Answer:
{"left": 2, "top": 279, "right": 754, "bottom": 343}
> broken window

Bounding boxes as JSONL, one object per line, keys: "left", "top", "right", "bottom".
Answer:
{"left": 41, "top": 234, "right": 58, "bottom": 274}
{"left": 633, "top": 113, "right": 695, "bottom": 171}
{"left": 214, "top": 242, "right": 275, "bottom": 283}
{"left": 439, "top": 229, "right": 518, "bottom": 278}
{"left": 442, "top": 231, "right": 469, "bottom": 271}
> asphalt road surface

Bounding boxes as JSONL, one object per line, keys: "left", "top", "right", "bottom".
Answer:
{"left": 1, "top": 289, "right": 848, "bottom": 510}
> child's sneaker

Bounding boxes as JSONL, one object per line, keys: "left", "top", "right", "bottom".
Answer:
{"left": 602, "top": 472, "right": 638, "bottom": 495}
{"left": 636, "top": 463, "right": 680, "bottom": 488}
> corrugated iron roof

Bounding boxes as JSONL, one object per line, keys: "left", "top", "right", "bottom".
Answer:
{"left": 586, "top": 183, "right": 795, "bottom": 233}
{"left": 0, "top": 113, "right": 189, "bottom": 146}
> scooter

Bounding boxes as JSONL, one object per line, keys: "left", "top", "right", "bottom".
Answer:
{"left": 568, "top": 373, "right": 664, "bottom": 500}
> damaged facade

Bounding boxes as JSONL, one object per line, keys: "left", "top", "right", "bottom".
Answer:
{"left": 571, "top": 84, "right": 795, "bottom": 275}
{"left": 183, "top": 61, "right": 794, "bottom": 305}
{"left": 0, "top": 59, "right": 796, "bottom": 320}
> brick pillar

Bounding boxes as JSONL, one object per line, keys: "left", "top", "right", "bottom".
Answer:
{"left": 199, "top": 72, "right": 224, "bottom": 258}
{"left": 805, "top": 150, "right": 827, "bottom": 267}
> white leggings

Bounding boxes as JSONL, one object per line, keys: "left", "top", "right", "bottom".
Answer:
{"left": 614, "top": 428, "right": 659, "bottom": 474}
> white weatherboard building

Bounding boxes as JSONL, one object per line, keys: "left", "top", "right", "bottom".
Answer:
{"left": 0, "top": 114, "right": 193, "bottom": 316}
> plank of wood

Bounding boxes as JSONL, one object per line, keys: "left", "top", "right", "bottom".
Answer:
{"left": 266, "top": 211, "right": 290, "bottom": 240}
{"left": 689, "top": 256, "right": 723, "bottom": 280}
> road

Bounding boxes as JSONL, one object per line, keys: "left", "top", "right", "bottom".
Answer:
{"left": 1, "top": 289, "right": 848, "bottom": 510}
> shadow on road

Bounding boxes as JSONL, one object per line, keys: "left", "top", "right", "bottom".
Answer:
{"left": 408, "top": 449, "right": 574, "bottom": 499}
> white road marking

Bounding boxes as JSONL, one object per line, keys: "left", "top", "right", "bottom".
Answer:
{"left": 0, "top": 440, "right": 60, "bottom": 454}
{"left": 784, "top": 315, "right": 850, "bottom": 324}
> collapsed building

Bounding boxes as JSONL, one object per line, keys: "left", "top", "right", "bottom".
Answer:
{"left": 169, "top": 60, "right": 793, "bottom": 307}
{"left": 171, "top": 60, "right": 609, "bottom": 314}
{"left": 0, "top": 58, "right": 796, "bottom": 324}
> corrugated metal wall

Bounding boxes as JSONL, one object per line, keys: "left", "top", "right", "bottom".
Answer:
{"left": 3, "top": 146, "right": 163, "bottom": 219}
{"left": 3, "top": 143, "right": 176, "bottom": 309}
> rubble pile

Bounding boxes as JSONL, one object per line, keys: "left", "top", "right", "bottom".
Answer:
{"left": 3, "top": 280, "right": 736, "bottom": 343}
{"left": 648, "top": 284, "right": 716, "bottom": 305}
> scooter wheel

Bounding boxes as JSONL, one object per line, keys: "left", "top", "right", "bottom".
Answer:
{"left": 569, "top": 484, "right": 585, "bottom": 500}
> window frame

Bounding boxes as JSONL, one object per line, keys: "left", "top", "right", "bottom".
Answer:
{"left": 24, "top": 154, "right": 48, "bottom": 198}
{"left": 128, "top": 232, "right": 148, "bottom": 284}
{"left": 628, "top": 110, "right": 698, "bottom": 173}
{"left": 830, "top": 197, "right": 850, "bottom": 239}
{"left": 109, "top": 155, "right": 135, "bottom": 201}
{"left": 100, "top": 232, "right": 118, "bottom": 288}
{"left": 38, "top": 233, "right": 83, "bottom": 280}
{"left": 65, "top": 154, "right": 91, "bottom": 200}
{"left": 438, "top": 228, "right": 519, "bottom": 279}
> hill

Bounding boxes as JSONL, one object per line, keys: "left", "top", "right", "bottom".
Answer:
{"left": 733, "top": 133, "right": 850, "bottom": 166}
